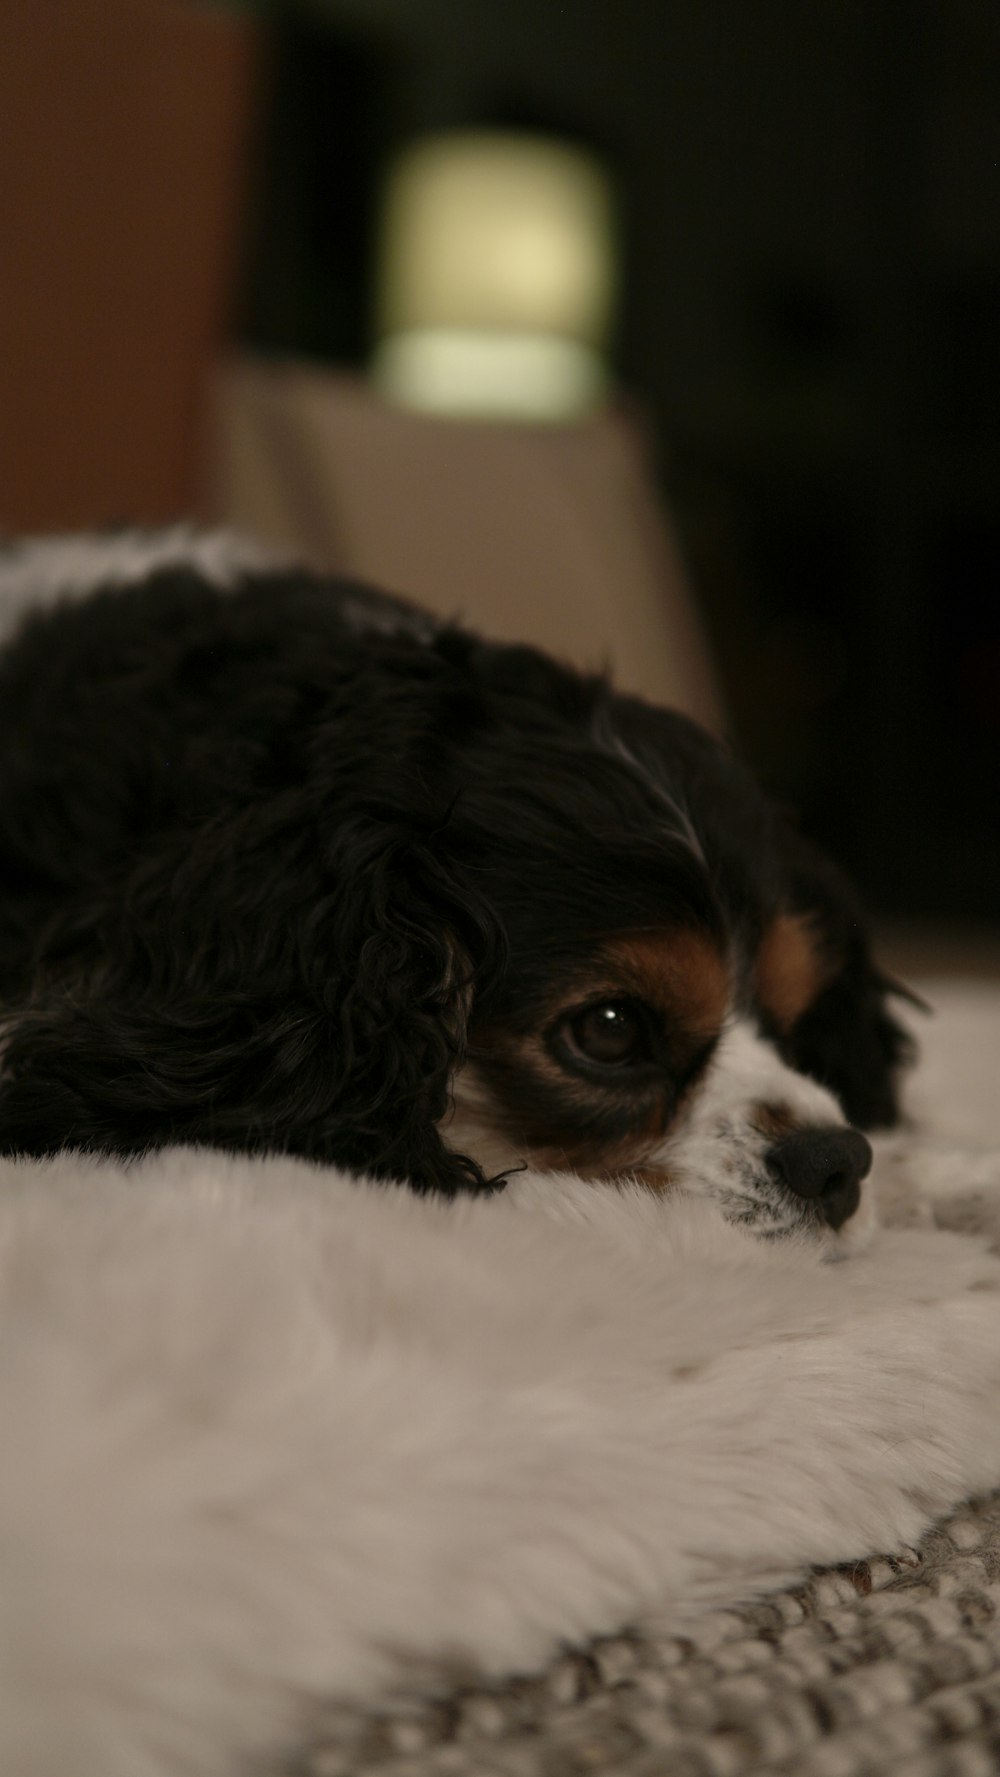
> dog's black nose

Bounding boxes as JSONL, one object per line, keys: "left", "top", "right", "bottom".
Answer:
{"left": 765, "top": 1126, "right": 873, "bottom": 1230}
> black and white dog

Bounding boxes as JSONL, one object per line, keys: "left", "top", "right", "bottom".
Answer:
{"left": 0, "top": 529, "right": 909, "bottom": 1243}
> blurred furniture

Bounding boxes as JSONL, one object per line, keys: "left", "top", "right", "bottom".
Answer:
{"left": 0, "top": 0, "right": 259, "bottom": 532}
{"left": 208, "top": 357, "right": 724, "bottom": 727}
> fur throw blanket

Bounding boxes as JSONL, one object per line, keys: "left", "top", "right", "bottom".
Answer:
{"left": 1, "top": 983, "right": 999, "bottom": 1777}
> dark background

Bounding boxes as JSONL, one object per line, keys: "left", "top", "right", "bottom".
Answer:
{"left": 240, "top": 0, "right": 1000, "bottom": 923}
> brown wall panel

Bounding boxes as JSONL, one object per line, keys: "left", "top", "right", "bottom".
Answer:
{"left": 0, "top": 0, "right": 259, "bottom": 531}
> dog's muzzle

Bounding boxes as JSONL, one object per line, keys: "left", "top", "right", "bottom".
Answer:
{"left": 765, "top": 1126, "right": 873, "bottom": 1230}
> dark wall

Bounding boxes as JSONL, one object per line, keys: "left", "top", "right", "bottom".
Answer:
{"left": 242, "top": 0, "right": 1000, "bottom": 920}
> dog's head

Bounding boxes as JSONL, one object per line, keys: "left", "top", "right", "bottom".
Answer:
{"left": 0, "top": 566, "right": 910, "bottom": 1243}
{"left": 418, "top": 638, "right": 908, "bottom": 1246}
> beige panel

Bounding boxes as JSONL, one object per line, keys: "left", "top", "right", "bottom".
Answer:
{"left": 207, "top": 358, "right": 724, "bottom": 729}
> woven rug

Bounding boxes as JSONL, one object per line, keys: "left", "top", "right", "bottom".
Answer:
{"left": 291, "top": 1494, "right": 1000, "bottom": 1777}
{"left": 287, "top": 979, "right": 1000, "bottom": 1777}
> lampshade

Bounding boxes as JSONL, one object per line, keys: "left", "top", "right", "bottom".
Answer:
{"left": 372, "top": 132, "right": 616, "bottom": 422}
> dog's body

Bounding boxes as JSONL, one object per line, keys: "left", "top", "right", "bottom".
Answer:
{"left": 0, "top": 531, "right": 907, "bottom": 1244}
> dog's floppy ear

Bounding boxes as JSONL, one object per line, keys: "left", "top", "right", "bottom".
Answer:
{"left": 314, "top": 814, "right": 506, "bottom": 1190}
{"left": 759, "top": 828, "right": 914, "bottom": 1130}
{"left": 0, "top": 807, "right": 505, "bottom": 1194}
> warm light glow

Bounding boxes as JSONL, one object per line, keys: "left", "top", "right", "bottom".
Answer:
{"left": 373, "top": 328, "right": 608, "bottom": 422}
{"left": 372, "top": 133, "right": 616, "bottom": 422}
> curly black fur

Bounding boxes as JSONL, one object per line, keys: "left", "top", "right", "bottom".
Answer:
{"left": 0, "top": 556, "right": 910, "bottom": 1189}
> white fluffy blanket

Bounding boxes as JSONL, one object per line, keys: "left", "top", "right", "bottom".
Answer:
{"left": 2, "top": 982, "right": 999, "bottom": 1777}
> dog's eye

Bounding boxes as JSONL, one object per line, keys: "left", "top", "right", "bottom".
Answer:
{"left": 564, "top": 1001, "right": 648, "bottom": 1069}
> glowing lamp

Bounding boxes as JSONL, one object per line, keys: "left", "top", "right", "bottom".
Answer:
{"left": 372, "top": 133, "right": 616, "bottom": 422}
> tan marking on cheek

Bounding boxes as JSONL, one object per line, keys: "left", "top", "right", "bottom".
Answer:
{"left": 450, "top": 1063, "right": 685, "bottom": 1193}
{"left": 533, "top": 1150, "right": 679, "bottom": 1195}
{"left": 602, "top": 929, "right": 730, "bottom": 1039}
{"left": 527, "top": 1136, "right": 661, "bottom": 1176}
{"left": 459, "top": 1034, "right": 662, "bottom": 1178}
{"left": 612, "top": 1164, "right": 679, "bottom": 1195}
{"left": 754, "top": 912, "right": 830, "bottom": 1032}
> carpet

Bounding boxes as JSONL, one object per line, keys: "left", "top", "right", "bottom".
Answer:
{"left": 292, "top": 1496, "right": 1000, "bottom": 1777}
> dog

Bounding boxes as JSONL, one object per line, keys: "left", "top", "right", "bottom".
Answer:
{"left": 6, "top": 533, "right": 1000, "bottom": 1777}
{"left": 0, "top": 529, "right": 910, "bottom": 1245}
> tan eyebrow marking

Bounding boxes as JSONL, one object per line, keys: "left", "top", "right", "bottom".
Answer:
{"left": 601, "top": 929, "right": 730, "bottom": 1039}
{"left": 754, "top": 912, "right": 830, "bottom": 1032}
